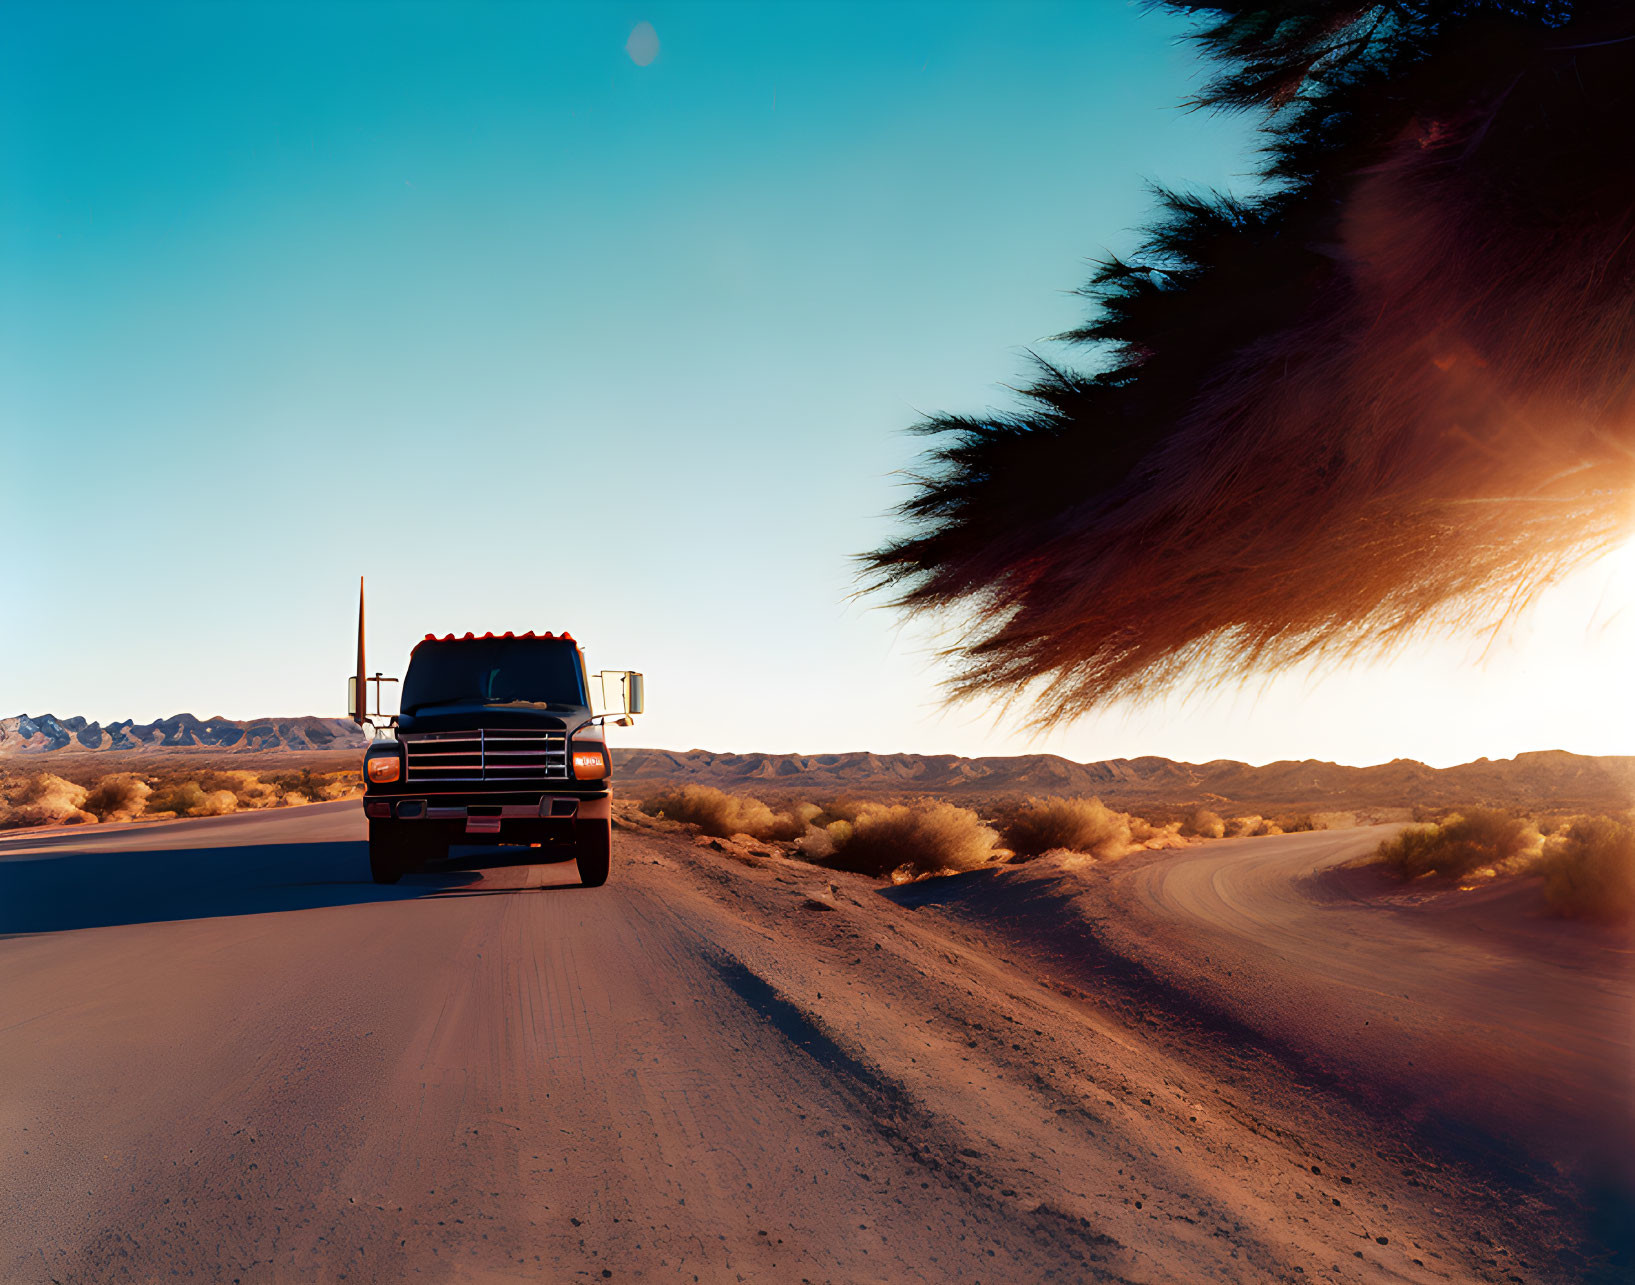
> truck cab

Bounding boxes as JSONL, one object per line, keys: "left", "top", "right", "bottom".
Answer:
{"left": 357, "top": 630, "right": 643, "bottom": 887}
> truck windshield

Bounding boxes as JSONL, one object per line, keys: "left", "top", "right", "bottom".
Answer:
{"left": 401, "top": 638, "right": 587, "bottom": 712}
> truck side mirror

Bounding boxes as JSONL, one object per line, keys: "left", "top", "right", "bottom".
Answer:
{"left": 348, "top": 673, "right": 399, "bottom": 721}
{"left": 595, "top": 670, "right": 645, "bottom": 718}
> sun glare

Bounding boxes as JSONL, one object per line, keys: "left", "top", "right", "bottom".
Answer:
{"left": 1521, "top": 538, "right": 1635, "bottom": 755}
{"left": 1033, "top": 537, "right": 1635, "bottom": 770}
{"left": 1384, "top": 536, "right": 1635, "bottom": 763}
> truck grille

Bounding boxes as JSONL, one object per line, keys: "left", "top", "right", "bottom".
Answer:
{"left": 401, "top": 729, "right": 568, "bottom": 784}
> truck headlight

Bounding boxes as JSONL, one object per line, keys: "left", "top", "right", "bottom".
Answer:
{"left": 366, "top": 755, "right": 402, "bottom": 784}
{"left": 572, "top": 749, "right": 607, "bottom": 780}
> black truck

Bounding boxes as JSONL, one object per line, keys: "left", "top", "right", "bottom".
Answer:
{"left": 352, "top": 621, "right": 643, "bottom": 888}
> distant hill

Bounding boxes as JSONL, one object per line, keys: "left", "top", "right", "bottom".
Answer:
{"left": 610, "top": 747, "right": 1635, "bottom": 812}
{"left": 0, "top": 713, "right": 367, "bottom": 756}
{"left": 7, "top": 716, "right": 1631, "bottom": 811}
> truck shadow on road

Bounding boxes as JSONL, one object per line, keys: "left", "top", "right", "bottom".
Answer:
{"left": 0, "top": 840, "right": 577, "bottom": 934}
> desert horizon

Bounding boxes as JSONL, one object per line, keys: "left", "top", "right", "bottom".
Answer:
{"left": 7, "top": 706, "right": 1634, "bottom": 776}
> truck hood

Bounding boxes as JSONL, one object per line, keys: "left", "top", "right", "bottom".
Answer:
{"left": 396, "top": 702, "right": 583, "bottom": 734}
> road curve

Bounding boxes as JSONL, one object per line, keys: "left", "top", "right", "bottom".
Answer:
{"left": 1106, "top": 828, "right": 1635, "bottom": 1187}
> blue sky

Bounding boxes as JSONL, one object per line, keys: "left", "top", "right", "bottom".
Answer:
{"left": 5, "top": 2, "right": 1629, "bottom": 767}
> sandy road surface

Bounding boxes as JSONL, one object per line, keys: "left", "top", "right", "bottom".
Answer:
{"left": 0, "top": 808, "right": 1619, "bottom": 1282}
{"left": 1108, "top": 829, "right": 1634, "bottom": 1182}
{"left": 898, "top": 827, "right": 1633, "bottom": 1273}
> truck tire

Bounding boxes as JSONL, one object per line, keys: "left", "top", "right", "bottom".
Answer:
{"left": 368, "top": 821, "right": 432, "bottom": 885}
{"left": 369, "top": 837, "right": 404, "bottom": 884}
{"left": 576, "top": 819, "right": 612, "bottom": 888}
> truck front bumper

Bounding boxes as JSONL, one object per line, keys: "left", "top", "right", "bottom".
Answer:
{"left": 365, "top": 792, "right": 608, "bottom": 819}
{"left": 363, "top": 789, "right": 610, "bottom": 842}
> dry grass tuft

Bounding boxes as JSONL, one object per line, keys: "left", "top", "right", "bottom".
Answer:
{"left": 0, "top": 773, "right": 94, "bottom": 827}
{"left": 145, "top": 781, "right": 209, "bottom": 818}
{"left": 1536, "top": 817, "right": 1635, "bottom": 925}
{"left": 1001, "top": 796, "right": 1137, "bottom": 860}
{"left": 637, "top": 788, "right": 1000, "bottom": 873}
{"left": 641, "top": 786, "right": 811, "bottom": 842}
{"left": 263, "top": 769, "right": 360, "bottom": 806}
{"left": 198, "top": 770, "right": 281, "bottom": 809}
{"left": 1376, "top": 809, "right": 1536, "bottom": 881}
{"left": 82, "top": 774, "right": 152, "bottom": 821}
{"left": 1227, "top": 813, "right": 1317, "bottom": 837}
{"left": 0, "top": 765, "right": 361, "bottom": 827}
{"left": 809, "top": 798, "right": 867, "bottom": 825}
{"left": 1181, "top": 808, "right": 1226, "bottom": 840}
{"left": 825, "top": 800, "right": 1000, "bottom": 881}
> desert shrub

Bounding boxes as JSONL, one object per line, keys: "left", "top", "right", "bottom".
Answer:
{"left": 644, "top": 785, "right": 775, "bottom": 837}
{"left": 0, "top": 773, "right": 94, "bottom": 827}
{"left": 1376, "top": 808, "right": 1535, "bottom": 880}
{"left": 146, "top": 780, "right": 208, "bottom": 817}
{"left": 239, "top": 776, "right": 281, "bottom": 806}
{"left": 198, "top": 770, "right": 281, "bottom": 809}
{"left": 1002, "top": 796, "right": 1134, "bottom": 859}
{"left": 1180, "top": 808, "right": 1225, "bottom": 839}
{"left": 642, "top": 785, "right": 811, "bottom": 841}
{"left": 82, "top": 774, "right": 152, "bottom": 821}
{"left": 196, "top": 789, "right": 238, "bottom": 816}
{"left": 795, "top": 816, "right": 862, "bottom": 861}
{"left": 825, "top": 800, "right": 999, "bottom": 880}
{"left": 1536, "top": 817, "right": 1635, "bottom": 924}
{"left": 1219, "top": 813, "right": 1317, "bottom": 838}
{"left": 1376, "top": 824, "right": 1440, "bottom": 877}
{"left": 0, "top": 766, "right": 354, "bottom": 826}
{"left": 256, "top": 768, "right": 353, "bottom": 806}
{"left": 771, "top": 801, "right": 823, "bottom": 840}
{"left": 811, "top": 798, "right": 867, "bottom": 825}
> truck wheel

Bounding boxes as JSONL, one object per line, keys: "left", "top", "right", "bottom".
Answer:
{"left": 576, "top": 820, "right": 612, "bottom": 888}
{"left": 368, "top": 821, "right": 423, "bottom": 885}
{"left": 369, "top": 841, "right": 403, "bottom": 885}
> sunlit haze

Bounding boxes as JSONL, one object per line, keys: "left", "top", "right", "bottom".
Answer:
{"left": 4, "top": 2, "right": 1629, "bottom": 768}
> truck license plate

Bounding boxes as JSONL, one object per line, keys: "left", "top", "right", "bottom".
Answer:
{"left": 465, "top": 816, "right": 502, "bottom": 834}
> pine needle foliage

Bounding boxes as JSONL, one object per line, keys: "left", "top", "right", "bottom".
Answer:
{"left": 867, "top": 2, "right": 1635, "bottom": 721}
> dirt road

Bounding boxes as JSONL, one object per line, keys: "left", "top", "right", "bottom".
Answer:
{"left": 0, "top": 809, "right": 1623, "bottom": 1282}
{"left": 1110, "top": 829, "right": 1634, "bottom": 1181}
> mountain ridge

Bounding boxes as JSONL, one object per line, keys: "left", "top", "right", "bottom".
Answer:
{"left": 7, "top": 716, "right": 1633, "bottom": 809}
{"left": 609, "top": 746, "right": 1635, "bottom": 811}
{"left": 0, "top": 713, "right": 367, "bottom": 755}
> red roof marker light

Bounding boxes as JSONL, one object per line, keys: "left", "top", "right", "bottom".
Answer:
{"left": 414, "top": 630, "right": 576, "bottom": 648}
